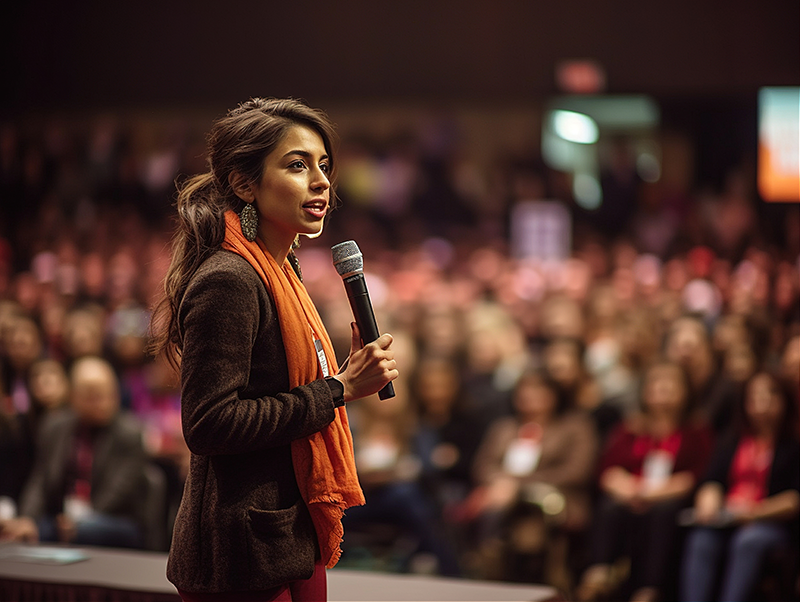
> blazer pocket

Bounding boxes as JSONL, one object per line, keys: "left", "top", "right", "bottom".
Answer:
{"left": 245, "top": 498, "right": 316, "bottom": 588}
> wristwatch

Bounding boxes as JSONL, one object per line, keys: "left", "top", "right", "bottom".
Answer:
{"left": 325, "top": 377, "right": 345, "bottom": 408}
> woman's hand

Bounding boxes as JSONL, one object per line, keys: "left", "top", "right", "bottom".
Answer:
{"left": 335, "top": 323, "right": 398, "bottom": 402}
{"left": 693, "top": 482, "right": 724, "bottom": 524}
{"left": 600, "top": 466, "right": 640, "bottom": 506}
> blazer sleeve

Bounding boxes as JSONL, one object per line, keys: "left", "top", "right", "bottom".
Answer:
{"left": 178, "top": 258, "right": 336, "bottom": 456}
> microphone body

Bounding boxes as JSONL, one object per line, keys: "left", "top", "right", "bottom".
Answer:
{"left": 332, "top": 241, "right": 396, "bottom": 400}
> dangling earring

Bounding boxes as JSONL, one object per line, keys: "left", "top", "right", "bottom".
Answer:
{"left": 239, "top": 203, "right": 258, "bottom": 242}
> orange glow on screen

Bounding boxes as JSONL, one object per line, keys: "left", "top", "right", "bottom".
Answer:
{"left": 758, "top": 87, "right": 800, "bottom": 203}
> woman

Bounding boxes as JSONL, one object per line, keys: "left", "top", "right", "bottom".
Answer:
{"left": 679, "top": 370, "right": 799, "bottom": 602}
{"left": 468, "top": 368, "right": 597, "bottom": 588}
{"left": 150, "top": 98, "right": 398, "bottom": 601}
{"left": 576, "top": 360, "right": 713, "bottom": 602}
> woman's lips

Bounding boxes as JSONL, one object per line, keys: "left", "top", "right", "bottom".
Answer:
{"left": 303, "top": 201, "right": 327, "bottom": 219}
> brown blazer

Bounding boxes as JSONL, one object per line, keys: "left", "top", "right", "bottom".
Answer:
{"left": 166, "top": 250, "right": 338, "bottom": 593}
{"left": 472, "top": 411, "right": 598, "bottom": 530}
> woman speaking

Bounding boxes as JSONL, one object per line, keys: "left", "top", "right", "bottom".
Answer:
{"left": 151, "top": 98, "right": 398, "bottom": 601}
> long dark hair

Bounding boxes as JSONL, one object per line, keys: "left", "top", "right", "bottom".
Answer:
{"left": 149, "top": 98, "right": 339, "bottom": 367}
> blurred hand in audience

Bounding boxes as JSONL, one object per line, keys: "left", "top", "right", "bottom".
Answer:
{"left": 0, "top": 516, "right": 39, "bottom": 543}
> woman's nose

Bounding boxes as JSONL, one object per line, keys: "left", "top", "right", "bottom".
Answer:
{"left": 311, "top": 166, "right": 330, "bottom": 191}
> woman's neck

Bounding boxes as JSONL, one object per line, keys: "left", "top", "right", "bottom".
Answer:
{"left": 257, "top": 222, "right": 294, "bottom": 265}
{"left": 520, "top": 412, "right": 551, "bottom": 428}
{"left": 647, "top": 411, "right": 680, "bottom": 438}
{"left": 750, "top": 424, "right": 778, "bottom": 444}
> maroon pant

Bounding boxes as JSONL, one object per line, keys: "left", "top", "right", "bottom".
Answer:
{"left": 177, "top": 559, "right": 327, "bottom": 602}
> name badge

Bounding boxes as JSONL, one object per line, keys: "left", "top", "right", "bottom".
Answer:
{"left": 641, "top": 450, "right": 674, "bottom": 491}
{"left": 503, "top": 438, "right": 542, "bottom": 476}
{"left": 314, "top": 339, "right": 330, "bottom": 377}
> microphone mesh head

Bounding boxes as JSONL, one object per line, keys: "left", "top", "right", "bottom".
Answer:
{"left": 331, "top": 240, "right": 363, "bottom": 276}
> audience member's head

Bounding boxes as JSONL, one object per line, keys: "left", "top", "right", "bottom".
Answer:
{"left": 62, "top": 305, "right": 105, "bottom": 361}
{"left": 69, "top": 356, "right": 120, "bottom": 427}
{"left": 512, "top": 369, "right": 564, "bottom": 423}
{"left": 721, "top": 341, "right": 758, "bottom": 385}
{"left": 539, "top": 295, "right": 585, "bottom": 341}
{"left": 664, "top": 314, "right": 715, "bottom": 391}
{"left": 542, "top": 337, "right": 585, "bottom": 392}
{"left": 779, "top": 333, "right": 800, "bottom": 396}
{"left": 739, "top": 370, "right": 797, "bottom": 441}
{"left": 412, "top": 355, "right": 463, "bottom": 422}
{"left": 4, "top": 314, "right": 43, "bottom": 374}
{"left": 640, "top": 360, "right": 691, "bottom": 422}
{"left": 27, "top": 358, "right": 69, "bottom": 413}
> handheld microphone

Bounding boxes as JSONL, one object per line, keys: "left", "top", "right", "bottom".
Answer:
{"left": 331, "top": 241, "right": 395, "bottom": 400}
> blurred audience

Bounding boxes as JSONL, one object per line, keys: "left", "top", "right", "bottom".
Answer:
{"left": 0, "top": 111, "right": 797, "bottom": 598}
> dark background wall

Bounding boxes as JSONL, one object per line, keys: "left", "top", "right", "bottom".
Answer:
{"left": 2, "top": 0, "right": 797, "bottom": 112}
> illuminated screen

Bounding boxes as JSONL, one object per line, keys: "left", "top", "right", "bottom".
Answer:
{"left": 758, "top": 87, "right": 800, "bottom": 202}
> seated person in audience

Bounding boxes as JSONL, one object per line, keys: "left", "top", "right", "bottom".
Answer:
{"left": 664, "top": 315, "right": 720, "bottom": 420}
{"left": 577, "top": 360, "right": 714, "bottom": 602}
{"left": 679, "top": 370, "right": 800, "bottom": 602}
{"left": 14, "top": 359, "right": 71, "bottom": 511}
{"left": 0, "top": 392, "right": 24, "bottom": 520}
{"left": 541, "top": 337, "right": 608, "bottom": 440}
{"left": 468, "top": 368, "right": 598, "bottom": 588}
{"left": 1, "top": 313, "right": 44, "bottom": 414}
{"left": 413, "top": 355, "right": 487, "bottom": 514}
{"left": 343, "top": 384, "right": 461, "bottom": 576}
{"left": 0, "top": 356, "right": 148, "bottom": 548}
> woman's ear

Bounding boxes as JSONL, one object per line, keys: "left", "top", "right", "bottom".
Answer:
{"left": 229, "top": 171, "right": 254, "bottom": 202}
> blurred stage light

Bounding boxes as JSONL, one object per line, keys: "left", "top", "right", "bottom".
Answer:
{"left": 552, "top": 110, "right": 599, "bottom": 144}
{"left": 573, "top": 172, "right": 603, "bottom": 209}
{"left": 541, "top": 95, "right": 661, "bottom": 212}
{"left": 636, "top": 152, "right": 661, "bottom": 183}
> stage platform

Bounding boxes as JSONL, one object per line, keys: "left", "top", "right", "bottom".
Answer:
{"left": 0, "top": 543, "right": 562, "bottom": 601}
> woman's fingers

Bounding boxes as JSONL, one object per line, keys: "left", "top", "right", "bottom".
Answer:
{"left": 339, "top": 330, "right": 398, "bottom": 400}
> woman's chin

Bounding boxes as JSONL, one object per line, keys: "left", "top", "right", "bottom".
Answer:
{"left": 302, "top": 223, "right": 325, "bottom": 239}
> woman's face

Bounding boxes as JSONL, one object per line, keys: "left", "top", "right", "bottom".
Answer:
{"left": 544, "top": 340, "right": 581, "bottom": 386}
{"left": 745, "top": 373, "right": 784, "bottom": 434}
{"left": 29, "top": 361, "right": 69, "bottom": 410}
{"left": 643, "top": 364, "right": 687, "bottom": 415}
{"left": 513, "top": 378, "right": 557, "bottom": 420}
{"left": 249, "top": 125, "right": 331, "bottom": 251}
{"left": 666, "top": 319, "right": 709, "bottom": 366}
{"left": 724, "top": 342, "right": 756, "bottom": 383}
{"left": 6, "top": 318, "right": 42, "bottom": 371}
{"left": 416, "top": 360, "right": 459, "bottom": 415}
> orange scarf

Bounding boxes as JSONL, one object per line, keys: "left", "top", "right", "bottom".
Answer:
{"left": 222, "top": 210, "right": 365, "bottom": 569}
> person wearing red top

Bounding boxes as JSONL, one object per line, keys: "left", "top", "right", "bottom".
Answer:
{"left": 577, "top": 361, "right": 714, "bottom": 602}
{"left": 679, "top": 370, "right": 800, "bottom": 602}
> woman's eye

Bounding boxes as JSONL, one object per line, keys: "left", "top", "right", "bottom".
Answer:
{"left": 290, "top": 160, "right": 306, "bottom": 169}
{"left": 320, "top": 163, "right": 330, "bottom": 174}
